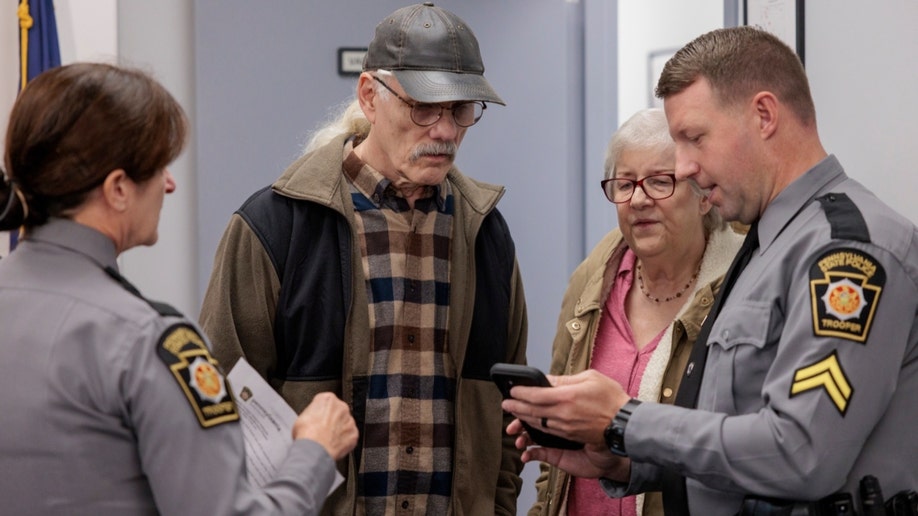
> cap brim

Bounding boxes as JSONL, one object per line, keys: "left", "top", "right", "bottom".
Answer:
{"left": 392, "top": 70, "right": 506, "bottom": 106}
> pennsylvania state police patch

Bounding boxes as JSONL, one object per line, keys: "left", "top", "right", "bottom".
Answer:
{"left": 157, "top": 323, "right": 239, "bottom": 428}
{"left": 809, "top": 247, "right": 885, "bottom": 343}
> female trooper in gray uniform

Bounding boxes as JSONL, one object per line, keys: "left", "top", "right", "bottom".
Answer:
{"left": 0, "top": 63, "right": 358, "bottom": 515}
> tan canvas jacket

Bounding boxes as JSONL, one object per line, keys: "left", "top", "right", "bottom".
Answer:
{"left": 530, "top": 226, "right": 742, "bottom": 516}
{"left": 200, "top": 133, "right": 528, "bottom": 515}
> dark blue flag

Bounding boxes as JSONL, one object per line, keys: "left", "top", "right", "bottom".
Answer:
{"left": 18, "top": 0, "right": 61, "bottom": 89}
{"left": 8, "top": 0, "right": 61, "bottom": 253}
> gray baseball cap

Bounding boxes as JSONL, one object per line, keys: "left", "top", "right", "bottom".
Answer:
{"left": 362, "top": 3, "right": 505, "bottom": 106}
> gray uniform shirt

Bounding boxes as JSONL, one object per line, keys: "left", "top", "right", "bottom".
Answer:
{"left": 0, "top": 218, "right": 336, "bottom": 515}
{"left": 604, "top": 155, "right": 918, "bottom": 514}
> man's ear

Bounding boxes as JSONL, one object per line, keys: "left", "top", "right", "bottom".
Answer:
{"left": 752, "top": 91, "right": 779, "bottom": 140}
{"left": 356, "top": 72, "right": 379, "bottom": 124}
{"left": 101, "top": 169, "right": 130, "bottom": 212}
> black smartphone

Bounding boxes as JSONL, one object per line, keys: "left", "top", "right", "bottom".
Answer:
{"left": 490, "top": 363, "right": 584, "bottom": 450}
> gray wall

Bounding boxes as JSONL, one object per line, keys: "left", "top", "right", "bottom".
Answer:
{"left": 118, "top": 0, "right": 198, "bottom": 316}
{"left": 807, "top": 1, "right": 918, "bottom": 221}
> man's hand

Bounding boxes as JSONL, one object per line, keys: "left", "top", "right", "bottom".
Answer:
{"left": 292, "top": 392, "right": 358, "bottom": 461}
{"left": 506, "top": 418, "right": 631, "bottom": 482}
{"left": 501, "top": 369, "right": 631, "bottom": 445}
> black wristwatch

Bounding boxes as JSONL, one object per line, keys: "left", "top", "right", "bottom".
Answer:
{"left": 604, "top": 399, "right": 642, "bottom": 457}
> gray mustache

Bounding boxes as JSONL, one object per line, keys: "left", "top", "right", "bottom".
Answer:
{"left": 410, "top": 142, "right": 457, "bottom": 162}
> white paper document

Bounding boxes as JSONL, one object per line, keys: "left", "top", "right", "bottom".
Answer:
{"left": 227, "top": 357, "right": 344, "bottom": 493}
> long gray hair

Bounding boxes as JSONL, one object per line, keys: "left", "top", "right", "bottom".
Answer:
{"left": 301, "top": 98, "right": 369, "bottom": 156}
{"left": 301, "top": 70, "right": 402, "bottom": 156}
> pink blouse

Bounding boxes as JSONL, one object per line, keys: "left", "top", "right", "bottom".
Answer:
{"left": 568, "top": 249, "right": 665, "bottom": 516}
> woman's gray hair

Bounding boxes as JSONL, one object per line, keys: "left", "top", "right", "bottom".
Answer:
{"left": 603, "top": 108, "right": 672, "bottom": 180}
{"left": 604, "top": 108, "right": 724, "bottom": 234}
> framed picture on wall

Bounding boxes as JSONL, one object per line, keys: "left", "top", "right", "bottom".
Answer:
{"left": 337, "top": 47, "right": 367, "bottom": 77}
{"left": 743, "top": 0, "right": 805, "bottom": 65}
{"left": 647, "top": 48, "right": 679, "bottom": 108}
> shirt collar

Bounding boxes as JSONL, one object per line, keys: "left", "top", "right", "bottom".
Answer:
{"left": 27, "top": 217, "right": 119, "bottom": 271}
{"left": 757, "top": 154, "right": 847, "bottom": 253}
{"left": 342, "top": 139, "right": 448, "bottom": 211}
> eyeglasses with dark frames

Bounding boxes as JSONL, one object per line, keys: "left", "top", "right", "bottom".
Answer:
{"left": 372, "top": 76, "right": 486, "bottom": 128}
{"left": 600, "top": 173, "right": 677, "bottom": 204}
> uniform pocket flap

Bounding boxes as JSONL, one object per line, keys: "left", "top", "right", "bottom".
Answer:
{"left": 708, "top": 301, "right": 772, "bottom": 351}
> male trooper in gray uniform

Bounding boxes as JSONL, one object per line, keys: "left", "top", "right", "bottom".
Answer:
{"left": 500, "top": 26, "right": 918, "bottom": 516}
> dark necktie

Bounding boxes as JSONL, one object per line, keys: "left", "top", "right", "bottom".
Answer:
{"left": 661, "top": 222, "right": 760, "bottom": 515}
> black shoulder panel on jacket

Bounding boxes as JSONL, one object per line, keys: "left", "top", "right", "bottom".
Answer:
{"left": 463, "top": 208, "right": 516, "bottom": 381}
{"left": 816, "top": 192, "right": 871, "bottom": 243}
{"left": 236, "top": 188, "right": 349, "bottom": 381}
{"left": 236, "top": 186, "right": 294, "bottom": 277}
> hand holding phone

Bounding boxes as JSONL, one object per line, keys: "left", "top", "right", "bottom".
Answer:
{"left": 490, "top": 363, "right": 584, "bottom": 450}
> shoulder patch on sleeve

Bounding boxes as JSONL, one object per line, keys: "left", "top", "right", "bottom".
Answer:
{"left": 156, "top": 323, "right": 239, "bottom": 428}
{"left": 809, "top": 247, "right": 885, "bottom": 343}
{"left": 790, "top": 351, "right": 853, "bottom": 415}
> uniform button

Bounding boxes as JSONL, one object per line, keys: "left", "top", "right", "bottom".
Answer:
{"left": 571, "top": 321, "right": 582, "bottom": 330}
{"left": 663, "top": 387, "right": 673, "bottom": 398}
{"left": 406, "top": 446, "right": 414, "bottom": 454}
{"left": 686, "top": 362, "right": 695, "bottom": 377}
{"left": 701, "top": 297, "right": 711, "bottom": 306}
{"left": 722, "top": 329, "right": 730, "bottom": 339}
{"left": 401, "top": 501, "right": 410, "bottom": 509}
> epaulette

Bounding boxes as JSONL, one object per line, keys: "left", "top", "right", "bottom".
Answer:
{"left": 816, "top": 192, "right": 870, "bottom": 243}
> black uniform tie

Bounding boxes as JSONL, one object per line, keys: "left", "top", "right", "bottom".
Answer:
{"left": 661, "top": 223, "right": 760, "bottom": 515}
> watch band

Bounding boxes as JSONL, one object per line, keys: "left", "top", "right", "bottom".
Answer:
{"left": 605, "top": 398, "right": 642, "bottom": 457}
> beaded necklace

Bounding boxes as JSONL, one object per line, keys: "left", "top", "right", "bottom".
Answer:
{"left": 636, "top": 261, "right": 702, "bottom": 303}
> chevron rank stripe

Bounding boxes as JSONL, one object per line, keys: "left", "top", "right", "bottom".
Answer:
{"left": 790, "top": 351, "right": 853, "bottom": 415}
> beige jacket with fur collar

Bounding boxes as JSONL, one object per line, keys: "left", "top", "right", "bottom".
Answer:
{"left": 530, "top": 225, "right": 743, "bottom": 516}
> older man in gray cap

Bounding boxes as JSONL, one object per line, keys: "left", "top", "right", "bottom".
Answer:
{"left": 200, "top": 3, "right": 528, "bottom": 515}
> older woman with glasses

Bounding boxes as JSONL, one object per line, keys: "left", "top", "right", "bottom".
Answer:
{"left": 529, "top": 108, "right": 744, "bottom": 516}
